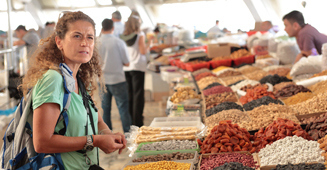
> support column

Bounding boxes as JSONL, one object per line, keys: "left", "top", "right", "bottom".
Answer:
{"left": 25, "top": 0, "right": 46, "bottom": 27}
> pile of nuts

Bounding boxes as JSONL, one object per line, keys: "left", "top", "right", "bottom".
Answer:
{"left": 216, "top": 70, "right": 242, "bottom": 78}
{"left": 206, "top": 102, "right": 244, "bottom": 118}
{"left": 170, "top": 87, "right": 201, "bottom": 104}
{"left": 132, "top": 152, "right": 195, "bottom": 162}
{"left": 283, "top": 92, "right": 315, "bottom": 106}
{"left": 258, "top": 136, "right": 324, "bottom": 166}
{"left": 318, "top": 135, "right": 327, "bottom": 169}
{"left": 253, "top": 118, "right": 312, "bottom": 152}
{"left": 300, "top": 113, "right": 327, "bottom": 124}
{"left": 309, "top": 80, "right": 327, "bottom": 94}
{"left": 305, "top": 115, "right": 327, "bottom": 140}
{"left": 244, "top": 70, "right": 269, "bottom": 81}
{"left": 230, "top": 49, "right": 252, "bottom": 59}
{"left": 205, "top": 109, "right": 251, "bottom": 130}
{"left": 237, "top": 65, "right": 262, "bottom": 74}
{"left": 200, "top": 153, "right": 258, "bottom": 170}
{"left": 139, "top": 140, "right": 197, "bottom": 151}
{"left": 240, "top": 84, "right": 268, "bottom": 92}
{"left": 268, "top": 67, "right": 291, "bottom": 77}
{"left": 205, "top": 92, "right": 238, "bottom": 110}
{"left": 290, "top": 93, "right": 327, "bottom": 115}
{"left": 199, "top": 120, "right": 256, "bottom": 154}
{"left": 220, "top": 75, "right": 246, "bottom": 86}
{"left": 195, "top": 72, "right": 217, "bottom": 81}
{"left": 124, "top": 161, "right": 191, "bottom": 170}
{"left": 260, "top": 74, "right": 292, "bottom": 86}
{"left": 271, "top": 163, "right": 326, "bottom": 170}
{"left": 256, "top": 54, "right": 272, "bottom": 60}
{"left": 274, "top": 84, "right": 311, "bottom": 98}
{"left": 239, "top": 104, "right": 299, "bottom": 131}
{"left": 239, "top": 86, "right": 276, "bottom": 105}
{"left": 198, "top": 76, "right": 221, "bottom": 90}
{"left": 203, "top": 82, "right": 222, "bottom": 90}
{"left": 213, "top": 162, "right": 255, "bottom": 170}
{"left": 203, "top": 85, "right": 233, "bottom": 96}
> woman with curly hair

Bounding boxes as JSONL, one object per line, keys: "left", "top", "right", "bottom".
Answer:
{"left": 20, "top": 11, "right": 126, "bottom": 169}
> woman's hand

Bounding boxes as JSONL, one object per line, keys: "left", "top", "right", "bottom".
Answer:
{"left": 94, "top": 134, "right": 124, "bottom": 154}
{"left": 113, "top": 132, "right": 127, "bottom": 154}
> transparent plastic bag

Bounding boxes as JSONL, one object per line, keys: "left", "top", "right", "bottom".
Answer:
{"left": 276, "top": 41, "right": 300, "bottom": 64}
{"left": 290, "top": 55, "right": 323, "bottom": 77}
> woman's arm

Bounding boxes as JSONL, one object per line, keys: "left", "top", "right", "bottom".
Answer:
{"left": 33, "top": 103, "right": 124, "bottom": 154}
{"left": 138, "top": 35, "right": 153, "bottom": 55}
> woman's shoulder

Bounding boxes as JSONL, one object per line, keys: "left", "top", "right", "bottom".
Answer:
{"left": 38, "top": 69, "right": 63, "bottom": 86}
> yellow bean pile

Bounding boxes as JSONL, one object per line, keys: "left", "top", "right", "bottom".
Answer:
{"left": 123, "top": 161, "right": 191, "bottom": 170}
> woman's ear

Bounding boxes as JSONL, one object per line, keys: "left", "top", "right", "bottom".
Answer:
{"left": 55, "top": 36, "right": 63, "bottom": 50}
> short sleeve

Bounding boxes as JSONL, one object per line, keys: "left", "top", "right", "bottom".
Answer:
{"left": 32, "top": 70, "right": 64, "bottom": 111}
{"left": 299, "top": 32, "right": 315, "bottom": 52}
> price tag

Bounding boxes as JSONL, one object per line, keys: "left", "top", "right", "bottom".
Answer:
{"left": 177, "top": 105, "right": 185, "bottom": 112}
{"left": 183, "top": 77, "right": 189, "bottom": 84}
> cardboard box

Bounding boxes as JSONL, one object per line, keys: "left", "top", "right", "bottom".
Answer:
{"left": 207, "top": 43, "right": 240, "bottom": 58}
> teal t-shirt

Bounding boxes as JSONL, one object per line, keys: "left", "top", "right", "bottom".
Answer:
{"left": 32, "top": 69, "right": 98, "bottom": 169}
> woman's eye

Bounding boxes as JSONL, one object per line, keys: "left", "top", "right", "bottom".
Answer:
{"left": 74, "top": 35, "right": 81, "bottom": 38}
{"left": 88, "top": 37, "right": 94, "bottom": 40}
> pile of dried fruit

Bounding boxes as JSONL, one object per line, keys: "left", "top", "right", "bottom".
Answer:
{"left": 213, "top": 162, "right": 255, "bottom": 170}
{"left": 195, "top": 72, "right": 217, "bottom": 81}
{"left": 243, "top": 96, "right": 283, "bottom": 111}
{"left": 271, "top": 163, "right": 326, "bottom": 170}
{"left": 200, "top": 153, "right": 258, "bottom": 170}
{"left": 253, "top": 118, "right": 313, "bottom": 151}
{"left": 273, "top": 82, "right": 296, "bottom": 93}
{"left": 260, "top": 74, "right": 292, "bottom": 86}
{"left": 192, "top": 68, "right": 211, "bottom": 76}
{"left": 300, "top": 113, "right": 327, "bottom": 124}
{"left": 199, "top": 120, "right": 256, "bottom": 154}
{"left": 239, "top": 104, "right": 299, "bottom": 131}
{"left": 203, "top": 82, "right": 222, "bottom": 90}
{"left": 203, "top": 86, "right": 233, "bottom": 96}
{"left": 237, "top": 65, "right": 262, "bottom": 74}
{"left": 318, "top": 135, "right": 327, "bottom": 169}
{"left": 268, "top": 68, "right": 291, "bottom": 77}
{"left": 311, "top": 70, "right": 327, "bottom": 78}
{"left": 274, "top": 84, "right": 311, "bottom": 98}
{"left": 239, "top": 86, "right": 276, "bottom": 105}
{"left": 290, "top": 93, "right": 327, "bottom": 115}
{"left": 283, "top": 92, "right": 315, "bottom": 106}
{"left": 305, "top": 115, "right": 327, "bottom": 140}
{"left": 230, "top": 49, "right": 252, "bottom": 59}
{"left": 240, "top": 84, "right": 268, "bottom": 92}
{"left": 198, "top": 76, "right": 222, "bottom": 90}
{"left": 132, "top": 152, "right": 195, "bottom": 162}
{"left": 205, "top": 102, "right": 243, "bottom": 118}
{"left": 205, "top": 92, "right": 238, "bottom": 110}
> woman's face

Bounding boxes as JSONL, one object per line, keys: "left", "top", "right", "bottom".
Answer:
{"left": 56, "top": 20, "right": 95, "bottom": 65}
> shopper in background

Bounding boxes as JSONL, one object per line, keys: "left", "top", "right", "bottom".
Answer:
{"left": 283, "top": 10, "right": 327, "bottom": 63}
{"left": 260, "top": 21, "right": 274, "bottom": 34}
{"left": 13, "top": 25, "right": 40, "bottom": 58}
{"left": 207, "top": 20, "right": 223, "bottom": 39}
{"left": 99, "top": 19, "right": 132, "bottom": 133}
{"left": 39, "top": 21, "right": 56, "bottom": 39}
{"left": 20, "top": 11, "right": 126, "bottom": 169}
{"left": 120, "top": 13, "right": 153, "bottom": 127}
{"left": 112, "top": 11, "right": 124, "bottom": 38}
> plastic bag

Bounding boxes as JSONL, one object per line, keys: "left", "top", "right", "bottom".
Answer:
{"left": 276, "top": 41, "right": 300, "bottom": 64}
{"left": 322, "top": 43, "right": 327, "bottom": 70}
{"left": 247, "top": 34, "right": 260, "bottom": 49}
{"left": 268, "top": 38, "right": 279, "bottom": 53}
{"left": 290, "top": 55, "right": 323, "bottom": 77}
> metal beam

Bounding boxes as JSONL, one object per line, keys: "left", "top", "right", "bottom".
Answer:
{"left": 243, "top": 0, "right": 262, "bottom": 21}
{"left": 25, "top": 0, "right": 47, "bottom": 26}
{"left": 124, "top": 0, "right": 155, "bottom": 28}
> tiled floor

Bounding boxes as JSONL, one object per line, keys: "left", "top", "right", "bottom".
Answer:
{"left": 99, "top": 100, "right": 166, "bottom": 170}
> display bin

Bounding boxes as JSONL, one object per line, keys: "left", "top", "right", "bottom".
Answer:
{"left": 233, "top": 55, "right": 255, "bottom": 66}
{"left": 185, "top": 62, "right": 210, "bottom": 72}
{"left": 135, "top": 141, "right": 200, "bottom": 153}
{"left": 129, "top": 150, "right": 198, "bottom": 164}
{"left": 159, "top": 66, "right": 183, "bottom": 83}
{"left": 198, "top": 151, "right": 260, "bottom": 170}
{"left": 149, "top": 117, "right": 203, "bottom": 129}
{"left": 170, "top": 104, "right": 201, "bottom": 111}
{"left": 122, "top": 160, "right": 194, "bottom": 170}
{"left": 209, "top": 59, "right": 232, "bottom": 69}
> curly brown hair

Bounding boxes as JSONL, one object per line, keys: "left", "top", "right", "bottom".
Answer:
{"left": 20, "top": 11, "right": 104, "bottom": 109}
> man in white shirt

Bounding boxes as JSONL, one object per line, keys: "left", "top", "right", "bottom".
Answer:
{"left": 112, "top": 11, "right": 124, "bottom": 38}
{"left": 207, "top": 20, "right": 223, "bottom": 39}
{"left": 98, "top": 19, "right": 132, "bottom": 133}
